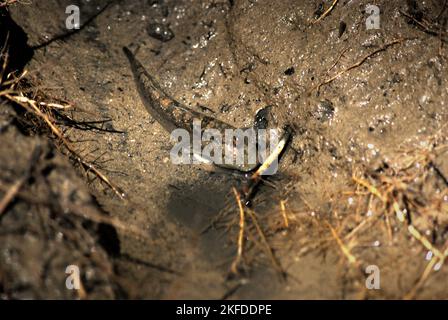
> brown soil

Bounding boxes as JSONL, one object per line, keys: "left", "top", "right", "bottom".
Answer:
{"left": 1, "top": 0, "right": 447, "bottom": 299}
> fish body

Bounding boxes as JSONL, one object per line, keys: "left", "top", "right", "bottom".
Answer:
{"left": 123, "top": 46, "right": 263, "bottom": 172}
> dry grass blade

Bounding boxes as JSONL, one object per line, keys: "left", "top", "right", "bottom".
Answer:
{"left": 346, "top": 126, "right": 448, "bottom": 297}
{"left": 352, "top": 176, "right": 387, "bottom": 203}
{"left": 0, "top": 178, "right": 25, "bottom": 215}
{"left": 326, "top": 46, "right": 349, "bottom": 73}
{"left": 354, "top": 175, "right": 445, "bottom": 261}
{"left": 326, "top": 221, "right": 357, "bottom": 265}
{"left": 406, "top": 241, "right": 448, "bottom": 299}
{"left": 404, "top": 255, "right": 438, "bottom": 300}
{"left": 3, "top": 93, "right": 125, "bottom": 199}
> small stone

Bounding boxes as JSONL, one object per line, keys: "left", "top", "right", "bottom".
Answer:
{"left": 147, "top": 23, "right": 174, "bottom": 42}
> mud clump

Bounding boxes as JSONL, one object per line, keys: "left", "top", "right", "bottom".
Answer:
{"left": 0, "top": 105, "right": 120, "bottom": 298}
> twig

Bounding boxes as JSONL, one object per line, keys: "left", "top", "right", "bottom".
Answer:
{"left": 352, "top": 176, "right": 386, "bottom": 202}
{"left": 344, "top": 196, "right": 376, "bottom": 241}
{"left": 313, "top": 0, "right": 339, "bottom": 24}
{"left": 327, "top": 221, "right": 357, "bottom": 265}
{"left": 430, "top": 162, "right": 448, "bottom": 187}
{"left": 312, "top": 38, "right": 407, "bottom": 92}
{"left": 392, "top": 201, "right": 444, "bottom": 260}
{"left": 405, "top": 240, "right": 448, "bottom": 299}
{"left": 4, "top": 94, "right": 125, "bottom": 199}
{"left": 400, "top": 10, "right": 446, "bottom": 38}
{"left": 326, "top": 46, "right": 349, "bottom": 73}
{"left": 0, "top": 178, "right": 25, "bottom": 215}
{"left": 230, "top": 187, "right": 246, "bottom": 274}
{"left": 404, "top": 255, "right": 438, "bottom": 300}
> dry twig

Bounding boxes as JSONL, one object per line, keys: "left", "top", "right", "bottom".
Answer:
{"left": 312, "top": 38, "right": 407, "bottom": 93}
{"left": 313, "top": 0, "right": 339, "bottom": 24}
{"left": 230, "top": 187, "right": 246, "bottom": 274}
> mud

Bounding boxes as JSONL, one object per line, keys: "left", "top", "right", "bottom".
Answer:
{"left": 1, "top": 0, "right": 448, "bottom": 299}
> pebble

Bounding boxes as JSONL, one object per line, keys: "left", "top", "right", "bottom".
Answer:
{"left": 147, "top": 22, "right": 174, "bottom": 42}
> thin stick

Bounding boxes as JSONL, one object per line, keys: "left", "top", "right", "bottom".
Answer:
{"left": 399, "top": 10, "right": 446, "bottom": 38}
{"left": 405, "top": 240, "right": 448, "bottom": 299}
{"left": 230, "top": 187, "right": 246, "bottom": 274}
{"left": 313, "top": 0, "right": 339, "bottom": 24}
{"left": 0, "top": 178, "right": 25, "bottom": 215}
{"left": 404, "top": 255, "right": 438, "bottom": 300}
{"left": 345, "top": 197, "right": 376, "bottom": 241}
{"left": 327, "top": 221, "right": 357, "bottom": 265}
{"left": 327, "top": 46, "right": 349, "bottom": 73}
{"left": 312, "top": 38, "right": 407, "bottom": 92}
{"left": 353, "top": 176, "right": 387, "bottom": 202}
{"left": 0, "top": 33, "right": 10, "bottom": 82}
{"left": 392, "top": 201, "right": 444, "bottom": 260}
{"left": 38, "top": 101, "right": 73, "bottom": 110}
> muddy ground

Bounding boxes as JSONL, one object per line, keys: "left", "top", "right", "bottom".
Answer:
{"left": 1, "top": 0, "right": 448, "bottom": 299}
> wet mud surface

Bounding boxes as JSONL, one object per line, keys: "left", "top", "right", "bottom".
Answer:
{"left": 1, "top": 0, "right": 448, "bottom": 299}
